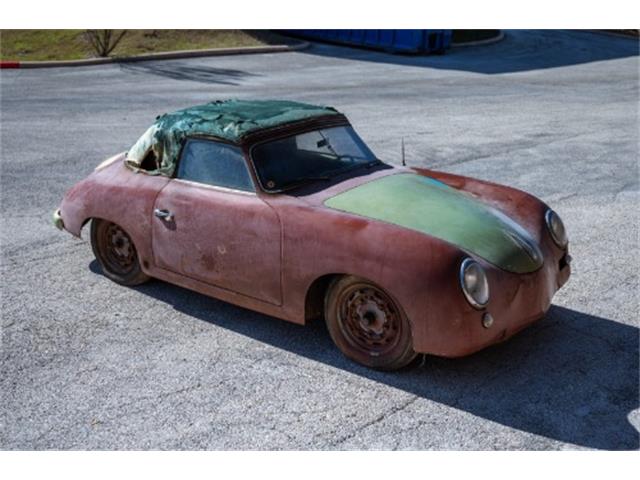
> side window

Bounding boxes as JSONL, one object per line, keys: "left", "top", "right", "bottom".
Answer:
{"left": 177, "top": 139, "right": 254, "bottom": 192}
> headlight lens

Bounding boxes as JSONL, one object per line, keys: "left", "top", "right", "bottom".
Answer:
{"left": 545, "top": 209, "right": 568, "bottom": 248}
{"left": 460, "top": 258, "right": 490, "bottom": 309}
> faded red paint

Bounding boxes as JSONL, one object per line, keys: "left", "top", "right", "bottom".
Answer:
{"left": 151, "top": 179, "right": 282, "bottom": 305}
{"left": 58, "top": 119, "right": 570, "bottom": 358}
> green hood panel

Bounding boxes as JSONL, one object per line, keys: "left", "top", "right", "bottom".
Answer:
{"left": 324, "top": 174, "right": 543, "bottom": 274}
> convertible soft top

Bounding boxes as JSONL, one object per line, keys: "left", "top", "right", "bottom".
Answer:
{"left": 126, "top": 99, "right": 340, "bottom": 176}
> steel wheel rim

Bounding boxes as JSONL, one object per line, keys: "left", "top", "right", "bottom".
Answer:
{"left": 100, "top": 223, "right": 135, "bottom": 275}
{"left": 337, "top": 284, "right": 402, "bottom": 357}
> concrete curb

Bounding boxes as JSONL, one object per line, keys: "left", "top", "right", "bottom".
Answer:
{"left": 451, "top": 31, "right": 505, "bottom": 48}
{"left": 0, "top": 41, "right": 309, "bottom": 69}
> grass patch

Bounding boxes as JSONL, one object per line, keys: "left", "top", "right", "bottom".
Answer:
{"left": 0, "top": 30, "right": 89, "bottom": 61}
{"left": 0, "top": 30, "right": 288, "bottom": 61}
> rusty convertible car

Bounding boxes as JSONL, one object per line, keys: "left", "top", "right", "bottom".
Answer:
{"left": 54, "top": 99, "right": 571, "bottom": 370}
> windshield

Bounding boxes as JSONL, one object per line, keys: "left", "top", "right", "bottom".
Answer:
{"left": 251, "top": 126, "right": 379, "bottom": 191}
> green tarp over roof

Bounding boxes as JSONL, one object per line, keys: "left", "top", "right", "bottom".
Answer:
{"left": 126, "top": 99, "right": 340, "bottom": 176}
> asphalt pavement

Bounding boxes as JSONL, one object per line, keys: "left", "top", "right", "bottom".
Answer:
{"left": 1, "top": 30, "right": 638, "bottom": 450}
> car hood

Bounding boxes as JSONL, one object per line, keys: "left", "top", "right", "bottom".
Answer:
{"left": 324, "top": 173, "right": 543, "bottom": 274}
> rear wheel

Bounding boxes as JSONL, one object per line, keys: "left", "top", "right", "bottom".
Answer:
{"left": 324, "top": 276, "right": 417, "bottom": 370}
{"left": 90, "top": 219, "right": 149, "bottom": 286}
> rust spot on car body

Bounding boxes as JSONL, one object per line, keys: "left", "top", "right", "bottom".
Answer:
{"left": 201, "top": 253, "right": 218, "bottom": 272}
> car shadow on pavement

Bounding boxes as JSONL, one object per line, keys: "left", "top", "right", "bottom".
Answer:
{"left": 302, "top": 30, "right": 639, "bottom": 75}
{"left": 119, "top": 62, "right": 259, "bottom": 85}
{"left": 121, "top": 272, "right": 638, "bottom": 450}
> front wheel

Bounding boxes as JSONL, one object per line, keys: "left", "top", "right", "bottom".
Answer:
{"left": 90, "top": 219, "right": 150, "bottom": 286}
{"left": 324, "top": 276, "right": 417, "bottom": 370}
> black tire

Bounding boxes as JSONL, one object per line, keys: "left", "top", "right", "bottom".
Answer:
{"left": 324, "top": 275, "right": 417, "bottom": 370}
{"left": 90, "top": 219, "right": 150, "bottom": 286}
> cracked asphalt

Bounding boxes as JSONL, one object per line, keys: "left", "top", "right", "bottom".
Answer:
{"left": 1, "top": 30, "right": 638, "bottom": 450}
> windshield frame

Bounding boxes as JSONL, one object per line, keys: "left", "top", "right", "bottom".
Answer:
{"left": 248, "top": 122, "right": 379, "bottom": 193}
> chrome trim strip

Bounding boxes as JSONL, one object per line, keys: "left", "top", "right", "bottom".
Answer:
{"left": 95, "top": 152, "right": 124, "bottom": 171}
{"left": 172, "top": 178, "right": 257, "bottom": 196}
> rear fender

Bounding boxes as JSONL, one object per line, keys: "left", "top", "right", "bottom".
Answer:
{"left": 58, "top": 157, "right": 170, "bottom": 268}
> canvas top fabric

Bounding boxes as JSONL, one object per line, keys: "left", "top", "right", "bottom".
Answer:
{"left": 125, "top": 99, "right": 341, "bottom": 176}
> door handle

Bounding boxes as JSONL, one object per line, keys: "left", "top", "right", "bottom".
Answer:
{"left": 154, "top": 208, "right": 173, "bottom": 221}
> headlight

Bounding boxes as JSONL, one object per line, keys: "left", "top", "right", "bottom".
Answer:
{"left": 459, "top": 258, "right": 490, "bottom": 309}
{"left": 545, "top": 209, "right": 568, "bottom": 249}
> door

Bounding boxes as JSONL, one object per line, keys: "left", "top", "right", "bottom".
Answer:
{"left": 151, "top": 138, "right": 282, "bottom": 305}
